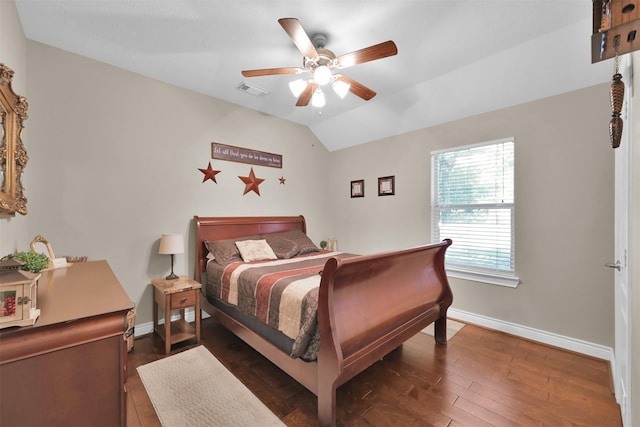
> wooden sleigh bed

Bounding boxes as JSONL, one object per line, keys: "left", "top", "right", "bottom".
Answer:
{"left": 194, "top": 215, "right": 453, "bottom": 426}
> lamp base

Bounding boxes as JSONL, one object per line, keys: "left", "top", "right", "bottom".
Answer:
{"left": 165, "top": 253, "right": 179, "bottom": 280}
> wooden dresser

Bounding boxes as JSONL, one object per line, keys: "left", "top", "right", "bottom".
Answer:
{"left": 0, "top": 260, "right": 133, "bottom": 427}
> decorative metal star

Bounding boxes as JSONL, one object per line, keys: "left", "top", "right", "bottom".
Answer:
{"left": 198, "top": 162, "right": 220, "bottom": 183}
{"left": 238, "top": 167, "right": 265, "bottom": 196}
{"left": 279, "top": 176, "right": 286, "bottom": 185}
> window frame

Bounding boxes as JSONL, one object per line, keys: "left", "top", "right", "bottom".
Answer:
{"left": 431, "top": 137, "right": 520, "bottom": 288}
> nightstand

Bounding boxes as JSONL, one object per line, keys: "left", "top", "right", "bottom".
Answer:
{"left": 151, "top": 276, "right": 201, "bottom": 354}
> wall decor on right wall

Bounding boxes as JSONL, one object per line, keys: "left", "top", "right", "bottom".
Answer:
{"left": 378, "top": 176, "right": 395, "bottom": 196}
{"left": 350, "top": 179, "right": 364, "bottom": 198}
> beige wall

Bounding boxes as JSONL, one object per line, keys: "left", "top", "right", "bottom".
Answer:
{"left": 24, "top": 41, "right": 332, "bottom": 324}
{"left": 631, "top": 51, "right": 639, "bottom": 427}
{"left": 0, "top": 0, "right": 26, "bottom": 91}
{"left": 0, "top": 0, "right": 29, "bottom": 256}
{"left": 329, "top": 84, "right": 615, "bottom": 347}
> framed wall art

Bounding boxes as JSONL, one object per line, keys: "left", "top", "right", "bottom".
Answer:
{"left": 378, "top": 176, "right": 395, "bottom": 196}
{"left": 350, "top": 179, "right": 364, "bottom": 198}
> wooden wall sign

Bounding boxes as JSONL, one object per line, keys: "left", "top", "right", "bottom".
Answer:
{"left": 212, "top": 143, "right": 282, "bottom": 168}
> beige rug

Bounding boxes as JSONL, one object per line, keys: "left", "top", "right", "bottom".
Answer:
{"left": 137, "top": 346, "right": 284, "bottom": 427}
{"left": 421, "top": 318, "right": 465, "bottom": 340}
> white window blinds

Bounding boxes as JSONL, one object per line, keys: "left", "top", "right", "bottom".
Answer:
{"left": 431, "top": 139, "right": 516, "bottom": 284}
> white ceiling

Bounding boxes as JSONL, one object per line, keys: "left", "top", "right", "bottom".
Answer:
{"left": 15, "top": 0, "right": 612, "bottom": 151}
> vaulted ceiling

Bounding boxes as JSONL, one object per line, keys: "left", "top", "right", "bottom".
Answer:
{"left": 15, "top": 0, "right": 612, "bottom": 151}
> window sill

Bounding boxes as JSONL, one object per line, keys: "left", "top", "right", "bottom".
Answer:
{"left": 445, "top": 268, "right": 520, "bottom": 288}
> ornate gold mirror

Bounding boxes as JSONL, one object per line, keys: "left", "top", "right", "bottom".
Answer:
{"left": 0, "top": 62, "right": 28, "bottom": 217}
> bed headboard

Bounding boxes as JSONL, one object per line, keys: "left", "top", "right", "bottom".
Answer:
{"left": 193, "top": 215, "right": 307, "bottom": 283}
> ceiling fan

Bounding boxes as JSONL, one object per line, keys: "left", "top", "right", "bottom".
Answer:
{"left": 241, "top": 18, "right": 398, "bottom": 107}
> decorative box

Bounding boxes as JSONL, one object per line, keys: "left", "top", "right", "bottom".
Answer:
{"left": 0, "top": 258, "right": 41, "bottom": 329}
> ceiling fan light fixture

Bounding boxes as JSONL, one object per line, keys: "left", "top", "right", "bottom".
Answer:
{"left": 289, "top": 79, "right": 307, "bottom": 97}
{"left": 241, "top": 18, "right": 396, "bottom": 107}
{"left": 313, "top": 65, "right": 332, "bottom": 86}
{"left": 311, "top": 89, "right": 326, "bottom": 107}
{"left": 332, "top": 79, "right": 350, "bottom": 99}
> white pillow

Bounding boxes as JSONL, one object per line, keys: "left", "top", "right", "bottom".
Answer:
{"left": 235, "top": 239, "right": 277, "bottom": 262}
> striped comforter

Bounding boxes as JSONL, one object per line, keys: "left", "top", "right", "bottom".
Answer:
{"left": 210, "top": 251, "right": 356, "bottom": 359}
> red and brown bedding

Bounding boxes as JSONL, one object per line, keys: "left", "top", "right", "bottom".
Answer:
{"left": 209, "top": 252, "right": 356, "bottom": 360}
{"left": 204, "top": 230, "right": 356, "bottom": 360}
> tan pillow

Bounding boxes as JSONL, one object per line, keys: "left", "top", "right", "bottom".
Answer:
{"left": 235, "top": 239, "right": 278, "bottom": 262}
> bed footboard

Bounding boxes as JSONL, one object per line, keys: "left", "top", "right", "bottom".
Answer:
{"left": 316, "top": 239, "right": 452, "bottom": 426}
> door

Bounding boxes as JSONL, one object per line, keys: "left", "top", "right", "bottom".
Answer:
{"left": 610, "top": 54, "right": 632, "bottom": 426}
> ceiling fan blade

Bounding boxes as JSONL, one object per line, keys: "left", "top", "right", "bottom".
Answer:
{"left": 335, "top": 75, "right": 376, "bottom": 100}
{"left": 241, "top": 67, "right": 303, "bottom": 77}
{"left": 278, "top": 18, "right": 319, "bottom": 60}
{"left": 337, "top": 40, "right": 398, "bottom": 68}
{"left": 296, "top": 82, "right": 318, "bottom": 106}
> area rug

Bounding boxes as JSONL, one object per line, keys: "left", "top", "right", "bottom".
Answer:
{"left": 137, "top": 345, "right": 284, "bottom": 427}
{"left": 421, "top": 318, "right": 465, "bottom": 340}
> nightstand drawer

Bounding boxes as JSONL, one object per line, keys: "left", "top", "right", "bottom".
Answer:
{"left": 170, "top": 290, "right": 196, "bottom": 309}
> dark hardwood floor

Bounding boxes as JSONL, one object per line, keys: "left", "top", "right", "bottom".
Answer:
{"left": 126, "top": 317, "right": 622, "bottom": 426}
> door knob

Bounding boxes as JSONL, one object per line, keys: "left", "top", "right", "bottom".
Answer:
{"left": 605, "top": 261, "right": 621, "bottom": 271}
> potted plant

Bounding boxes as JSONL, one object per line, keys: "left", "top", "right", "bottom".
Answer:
{"left": 1, "top": 252, "right": 49, "bottom": 273}
{"left": 320, "top": 240, "right": 327, "bottom": 250}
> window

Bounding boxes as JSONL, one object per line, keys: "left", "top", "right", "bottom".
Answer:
{"left": 431, "top": 138, "right": 519, "bottom": 287}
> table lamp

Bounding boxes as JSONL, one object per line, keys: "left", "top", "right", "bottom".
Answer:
{"left": 158, "top": 234, "right": 184, "bottom": 280}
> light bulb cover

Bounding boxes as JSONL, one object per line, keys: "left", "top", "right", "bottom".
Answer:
{"left": 332, "top": 80, "right": 350, "bottom": 99}
{"left": 311, "top": 89, "right": 326, "bottom": 107}
{"left": 313, "top": 66, "right": 332, "bottom": 86}
{"left": 289, "top": 79, "right": 307, "bottom": 98}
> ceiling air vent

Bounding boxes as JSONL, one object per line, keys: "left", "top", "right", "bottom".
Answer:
{"left": 236, "top": 81, "right": 269, "bottom": 96}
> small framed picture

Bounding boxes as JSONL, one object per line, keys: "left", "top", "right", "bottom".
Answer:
{"left": 378, "top": 176, "right": 395, "bottom": 196}
{"left": 351, "top": 179, "right": 364, "bottom": 198}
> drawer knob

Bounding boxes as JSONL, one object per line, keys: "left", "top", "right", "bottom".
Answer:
{"left": 180, "top": 297, "right": 188, "bottom": 303}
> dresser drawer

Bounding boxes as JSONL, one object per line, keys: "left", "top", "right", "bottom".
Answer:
{"left": 170, "top": 290, "right": 196, "bottom": 309}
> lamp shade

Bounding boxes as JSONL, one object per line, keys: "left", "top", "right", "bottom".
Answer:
{"left": 158, "top": 234, "right": 184, "bottom": 255}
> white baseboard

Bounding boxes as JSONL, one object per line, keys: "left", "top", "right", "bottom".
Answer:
{"left": 134, "top": 307, "right": 614, "bottom": 365}
{"left": 135, "top": 320, "right": 154, "bottom": 337}
{"left": 448, "top": 308, "right": 615, "bottom": 363}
